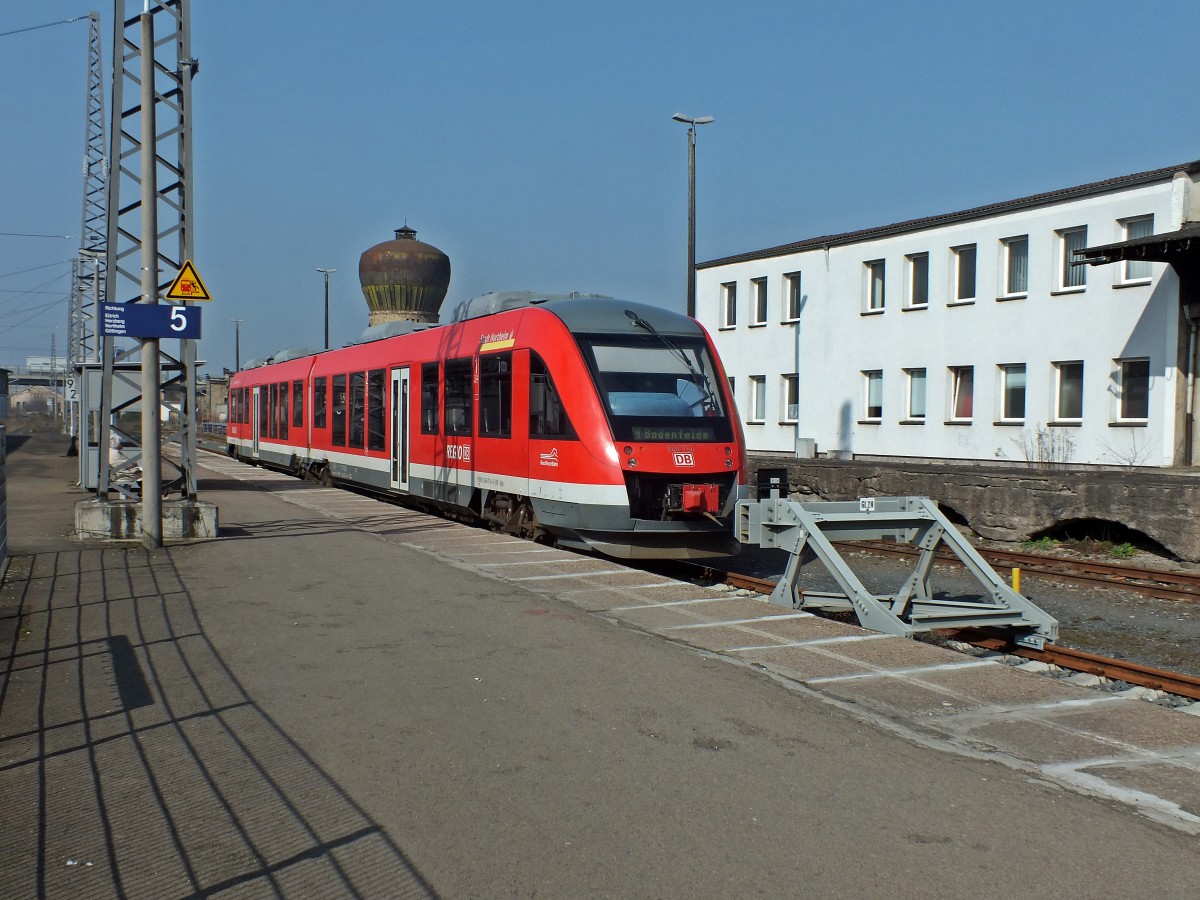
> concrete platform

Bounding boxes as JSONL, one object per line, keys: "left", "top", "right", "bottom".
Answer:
{"left": 3, "top": 430, "right": 1200, "bottom": 898}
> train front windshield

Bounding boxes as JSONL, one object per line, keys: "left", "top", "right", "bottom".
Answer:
{"left": 578, "top": 334, "right": 734, "bottom": 442}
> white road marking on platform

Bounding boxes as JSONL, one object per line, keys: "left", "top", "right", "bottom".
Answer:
{"left": 478, "top": 557, "right": 597, "bottom": 568}
{"left": 1043, "top": 756, "right": 1200, "bottom": 832}
{"left": 611, "top": 596, "right": 736, "bottom": 611}
{"left": 456, "top": 547, "right": 563, "bottom": 557}
{"left": 509, "top": 569, "right": 630, "bottom": 581}
{"left": 663, "top": 613, "right": 814, "bottom": 630}
{"left": 728, "top": 633, "right": 896, "bottom": 652}
{"left": 805, "top": 659, "right": 997, "bottom": 684}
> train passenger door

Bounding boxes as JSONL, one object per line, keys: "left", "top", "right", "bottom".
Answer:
{"left": 251, "top": 386, "right": 261, "bottom": 458}
{"left": 390, "top": 367, "right": 410, "bottom": 492}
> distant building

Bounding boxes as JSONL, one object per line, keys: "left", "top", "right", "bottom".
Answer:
{"left": 9, "top": 385, "right": 63, "bottom": 416}
{"left": 698, "top": 160, "right": 1200, "bottom": 467}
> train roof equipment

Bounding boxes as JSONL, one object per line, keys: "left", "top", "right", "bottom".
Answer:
{"left": 738, "top": 484, "right": 1058, "bottom": 649}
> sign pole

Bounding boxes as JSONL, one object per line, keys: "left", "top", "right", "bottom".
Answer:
{"left": 139, "top": 10, "right": 162, "bottom": 549}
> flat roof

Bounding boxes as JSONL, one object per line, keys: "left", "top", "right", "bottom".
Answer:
{"left": 699, "top": 159, "right": 1200, "bottom": 270}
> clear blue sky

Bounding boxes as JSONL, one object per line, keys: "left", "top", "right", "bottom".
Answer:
{"left": 3, "top": 0, "right": 1199, "bottom": 373}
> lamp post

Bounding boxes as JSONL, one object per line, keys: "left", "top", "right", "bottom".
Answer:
{"left": 317, "top": 267, "right": 336, "bottom": 350}
{"left": 672, "top": 113, "right": 714, "bottom": 319}
{"left": 231, "top": 319, "right": 242, "bottom": 371}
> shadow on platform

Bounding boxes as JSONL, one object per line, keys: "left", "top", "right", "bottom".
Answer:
{"left": 0, "top": 546, "right": 438, "bottom": 899}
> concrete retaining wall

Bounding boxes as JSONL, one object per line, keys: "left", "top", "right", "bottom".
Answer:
{"left": 748, "top": 454, "right": 1200, "bottom": 562}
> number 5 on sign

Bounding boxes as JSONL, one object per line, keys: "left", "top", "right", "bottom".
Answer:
{"left": 171, "top": 307, "right": 189, "bottom": 331}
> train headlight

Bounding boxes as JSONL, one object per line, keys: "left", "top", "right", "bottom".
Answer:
{"left": 628, "top": 458, "right": 637, "bottom": 468}
{"left": 725, "top": 459, "right": 733, "bottom": 468}
{"left": 725, "top": 446, "right": 731, "bottom": 456}
{"left": 623, "top": 445, "right": 633, "bottom": 455}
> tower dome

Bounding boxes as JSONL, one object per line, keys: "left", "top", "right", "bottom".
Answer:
{"left": 358, "top": 226, "right": 451, "bottom": 326}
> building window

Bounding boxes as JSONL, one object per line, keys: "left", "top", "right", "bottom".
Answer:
{"left": 751, "top": 277, "right": 768, "bottom": 325}
{"left": 949, "top": 366, "right": 973, "bottom": 421}
{"left": 1058, "top": 226, "right": 1087, "bottom": 290}
{"left": 1003, "top": 236, "right": 1028, "bottom": 296}
{"left": 781, "top": 374, "right": 798, "bottom": 422}
{"left": 721, "top": 282, "right": 737, "bottom": 328}
{"left": 953, "top": 244, "right": 976, "bottom": 302}
{"left": 1123, "top": 216, "right": 1154, "bottom": 281}
{"left": 1000, "top": 364, "right": 1026, "bottom": 422}
{"left": 1055, "top": 361, "right": 1083, "bottom": 421}
{"left": 905, "top": 368, "right": 926, "bottom": 421}
{"left": 784, "top": 272, "right": 802, "bottom": 320}
{"left": 863, "top": 370, "right": 883, "bottom": 421}
{"left": 748, "top": 375, "right": 766, "bottom": 422}
{"left": 865, "top": 260, "right": 885, "bottom": 312}
{"left": 1117, "top": 358, "right": 1150, "bottom": 421}
{"left": 906, "top": 253, "right": 929, "bottom": 308}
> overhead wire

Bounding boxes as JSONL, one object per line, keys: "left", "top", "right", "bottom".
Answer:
{"left": 0, "top": 16, "right": 87, "bottom": 39}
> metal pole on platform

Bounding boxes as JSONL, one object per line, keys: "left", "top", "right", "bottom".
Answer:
{"left": 139, "top": 11, "right": 162, "bottom": 549}
{"left": 317, "top": 267, "right": 335, "bottom": 350}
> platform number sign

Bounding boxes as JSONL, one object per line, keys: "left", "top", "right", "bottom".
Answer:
{"left": 101, "top": 303, "right": 202, "bottom": 339}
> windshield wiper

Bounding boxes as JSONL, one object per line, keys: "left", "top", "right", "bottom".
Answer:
{"left": 624, "top": 309, "right": 721, "bottom": 414}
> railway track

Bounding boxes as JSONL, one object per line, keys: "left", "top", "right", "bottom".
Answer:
{"left": 841, "top": 539, "right": 1200, "bottom": 602}
{"left": 691, "top": 566, "right": 1200, "bottom": 702}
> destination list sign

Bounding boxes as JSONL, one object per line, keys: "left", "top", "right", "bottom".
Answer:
{"left": 101, "top": 303, "right": 202, "bottom": 339}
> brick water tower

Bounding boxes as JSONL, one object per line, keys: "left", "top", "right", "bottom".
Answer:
{"left": 358, "top": 226, "right": 451, "bottom": 326}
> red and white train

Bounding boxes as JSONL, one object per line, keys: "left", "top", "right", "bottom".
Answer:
{"left": 227, "top": 292, "right": 747, "bottom": 559}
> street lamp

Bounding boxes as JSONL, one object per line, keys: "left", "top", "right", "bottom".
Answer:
{"left": 231, "top": 319, "right": 243, "bottom": 371}
{"left": 317, "top": 267, "right": 336, "bottom": 350}
{"left": 672, "top": 113, "right": 714, "bottom": 319}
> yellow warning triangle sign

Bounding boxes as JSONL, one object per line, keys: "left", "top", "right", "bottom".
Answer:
{"left": 165, "top": 260, "right": 212, "bottom": 302}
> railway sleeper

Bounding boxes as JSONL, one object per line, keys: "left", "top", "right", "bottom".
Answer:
{"left": 736, "top": 493, "right": 1059, "bottom": 649}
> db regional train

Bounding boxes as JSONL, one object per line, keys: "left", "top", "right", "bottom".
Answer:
{"left": 227, "top": 291, "right": 748, "bottom": 559}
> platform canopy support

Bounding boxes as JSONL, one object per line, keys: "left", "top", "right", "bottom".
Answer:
{"left": 736, "top": 494, "right": 1058, "bottom": 649}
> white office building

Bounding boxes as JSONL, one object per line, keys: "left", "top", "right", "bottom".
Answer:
{"left": 698, "top": 160, "right": 1200, "bottom": 467}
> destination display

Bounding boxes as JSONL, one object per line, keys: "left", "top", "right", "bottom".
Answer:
{"left": 630, "top": 425, "right": 717, "bottom": 442}
{"left": 101, "top": 303, "right": 202, "bottom": 339}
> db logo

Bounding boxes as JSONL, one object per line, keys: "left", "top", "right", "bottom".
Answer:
{"left": 672, "top": 452, "right": 695, "bottom": 467}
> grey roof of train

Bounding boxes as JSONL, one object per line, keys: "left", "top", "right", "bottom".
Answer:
{"left": 259, "top": 292, "right": 700, "bottom": 360}
{"left": 699, "top": 158, "right": 1200, "bottom": 269}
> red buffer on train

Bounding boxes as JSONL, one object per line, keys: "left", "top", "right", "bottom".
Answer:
{"left": 227, "top": 291, "right": 748, "bottom": 559}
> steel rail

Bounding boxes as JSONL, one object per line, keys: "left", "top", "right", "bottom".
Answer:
{"left": 839, "top": 540, "right": 1200, "bottom": 602}
{"left": 948, "top": 631, "right": 1200, "bottom": 702}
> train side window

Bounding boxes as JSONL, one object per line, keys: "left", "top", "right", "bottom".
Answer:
{"left": 332, "top": 374, "right": 347, "bottom": 446}
{"left": 529, "top": 353, "right": 577, "bottom": 439}
{"left": 421, "top": 362, "right": 439, "bottom": 434}
{"left": 479, "top": 353, "right": 512, "bottom": 438}
{"left": 314, "top": 377, "right": 327, "bottom": 429}
{"left": 268, "top": 383, "right": 279, "bottom": 439}
{"left": 279, "top": 381, "right": 289, "bottom": 440}
{"left": 444, "top": 358, "right": 473, "bottom": 436}
{"left": 367, "top": 369, "right": 385, "bottom": 451}
{"left": 349, "top": 371, "right": 366, "bottom": 449}
{"left": 293, "top": 380, "right": 303, "bottom": 429}
{"left": 243, "top": 388, "right": 250, "bottom": 425}
{"left": 259, "top": 387, "right": 269, "bottom": 435}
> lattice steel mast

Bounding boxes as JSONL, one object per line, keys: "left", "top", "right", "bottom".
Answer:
{"left": 68, "top": 11, "right": 107, "bottom": 440}
{"left": 97, "top": 0, "right": 199, "bottom": 546}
